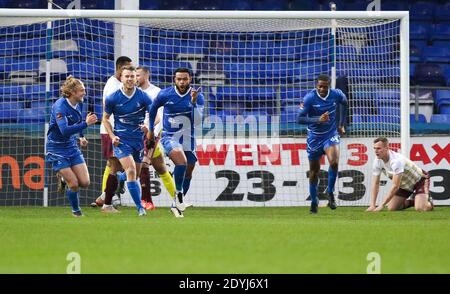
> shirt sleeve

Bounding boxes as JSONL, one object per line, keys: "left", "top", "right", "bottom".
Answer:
{"left": 372, "top": 159, "right": 382, "bottom": 176}
{"left": 149, "top": 92, "right": 167, "bottom": 131}
{"left": 54, "top": 104, "right": 88, "bottom": 137}
{"left": 104, "top": 93, "right": 114, "bottom": 115}
{"left": 297, "top": 97, "right": 320, "bottom": 124}
{"left": 390, "top": 158, "right": 405, "bottom": 175}
{"left": 192, "top": 93, "right": 204, "bottom": 127}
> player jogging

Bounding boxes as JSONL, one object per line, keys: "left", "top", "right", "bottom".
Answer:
{"left": 102, "top": 65, "right": 153, "bottom": 216}
{"left": 297, "top": 74, "right": 348, "bottom": 214}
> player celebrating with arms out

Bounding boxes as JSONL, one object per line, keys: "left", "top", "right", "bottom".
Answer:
{"left": 367, "top": 137, "right": 434, "bottom": 212}
{"left": 147, "top": 68, "right": 204, "bottom": 218}
{"left": 297, "top": 74, "right": 348, "bottom": 214}
{"left": 103, "top": 65, "right": 153, "bottom": 216}
{"left": 46, "top": 76, "right": 97, "bottom": 217}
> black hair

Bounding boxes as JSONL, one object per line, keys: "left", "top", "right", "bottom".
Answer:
{"left": 174, "top": 67, "right": 192, "bottom": 77}
{"left": 116, "top": 56, "right": 132, "bottom": 70}
{"left": 316, "top": 74, "right": 331, "bottom": 83}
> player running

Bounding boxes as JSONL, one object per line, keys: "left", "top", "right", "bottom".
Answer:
{"left": 147, "top": 68, "right": 204, "bottom": 218}
{"left": 297, "top": 74, "right": 348, "bottom": 214}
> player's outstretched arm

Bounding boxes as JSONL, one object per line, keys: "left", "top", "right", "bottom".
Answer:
{"left": 366, "top": 175, "right": 380, "bottom": 211}
{"left": 374, "top": 173, "right": 402, "bottom": 212}
{"left": 191, "top": 87, "right": 204, "bottom": 127}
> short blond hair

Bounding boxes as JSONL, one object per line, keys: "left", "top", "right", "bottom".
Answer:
{"left": 60, "top": 76, "right": 84, "bottom": 98}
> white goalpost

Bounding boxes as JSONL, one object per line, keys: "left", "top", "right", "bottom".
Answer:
{"left": 0, "top": 9, "right": 409, "bottom": 207}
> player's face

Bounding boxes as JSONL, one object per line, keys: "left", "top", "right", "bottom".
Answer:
{"left": 316, "top": 80, "right": 330, "bottom": 97}
{"left": 136, "top": 69, "right": 149, "bottom": 87}
{"left": 116, "top": 61, "right": 131, "bottom": 78}
{"left": 71, "top": 84, "right": 86, "bottom": 103}
{"left": 174, "top": 72, "right": 191, "bottom": 94}
{"left": 121, "top": 69, "right": 137, "bottom": 90}
{"left": 373, "top": 141, "right": 389, "bottom": 160}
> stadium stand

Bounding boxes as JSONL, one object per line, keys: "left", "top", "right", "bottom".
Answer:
{"left": 0, "top": 0, "right": 448, "bottom": 135}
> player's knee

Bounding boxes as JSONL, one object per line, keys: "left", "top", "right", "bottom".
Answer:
{"left": 79, "top": 179, "right": 90, "bottom": 188}
{"left": 154, "top": 163, "right": 166, "bottom": 174}
{"left": 329, "top": 161, "right": 338, "bottom": 170}
{"left": 66, "top": 179, "right": 79, "bottom": 191}
{"left": 126, "top": 168, "right": 137, "bottom": 179}
{"left": 309, "top": 172, "right": 318, "bottom": 183}
{"left": 387, "top": 205, "right": 398, "bottom": 211}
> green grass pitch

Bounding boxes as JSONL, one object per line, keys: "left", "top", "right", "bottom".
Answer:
{"left": 0, "top": 206, "right": 449, "bottom": 273}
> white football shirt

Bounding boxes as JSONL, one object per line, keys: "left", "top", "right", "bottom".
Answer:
{"left": 372, "top": 150, "right": 424, "bottom": 192}
{"left": 142, "top": 83, "right": 163, "bottom": 136}
{"left": 100, "top": 75, "right": 122, "bottom": 134}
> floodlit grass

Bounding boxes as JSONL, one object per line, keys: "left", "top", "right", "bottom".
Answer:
{"left": 0, "top": 206, "right": 449, "bottom": 273}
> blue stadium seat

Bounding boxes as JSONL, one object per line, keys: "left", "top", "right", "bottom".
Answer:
{"left": 430, "top": 114, "right": 450, "bottom": 124}
{"left": 380, "top": 1, "right": 409, "bottom": 11}
{"left": 280, "top": 104, "right": 299, "bottom": 124}
{"left": 215, "top": 86, "right": 245, "bottom": 101}
{"left": 435, "top": 89, "right": 450, "bottom": 103}
{"left": 439, "top": 103, "right": 450, "bottom": 115}
{"left": 192, "top": 0, "right": 223, "bottom": 10}
{"left": 141, "top": 43, "right": 177, "bottom": 60}
{"left": 0, "top": 84, "right": 24, "bottom": 101}
{"left": 0, "top": 38, "right": 19, "bottom": 57}
{"left": 30, "top": 101, "right": 48, "bottom": 111}
{"left": 422, "top": 45, "right": 449, "bottom": 63}
{"left": 0, "top": 57, "right": 40, "bottom": 75}
{"left": 52, "top": 19, "right": 90, "bottom": 39}
{"left": 290, "top": 0, "right": 322, "bottom": 10}
{"left": 431, "top": 24, "right": 450, "bottom": 41}
{"left": 223, "top": 0, "right": 251, "bottom": 10}
{"left": 66, "top": 57, "right": 113, "bottom": 81}
{"left": 435, "top": 2, "right": 450, "bottom": 22}
{"left": 336, "top": 45, "right": 359, "bottom": 61}
{"left": 410, "top": 114, "right": 427, "bottom": 123}
{"left": 376, "top": 89, "right": 400, "bottom": 100}
{"left": 251, "top": 0, "right": 288, "bottom": 11}
{"left": 24, "top": 84, "right": 47, "bottom": 101}
{"left": 5, "top": 0, "right": 47, "bottom": 8}
{"left": 409, "top": 1, "right": 434, "bottom": 21}
{"left": 17, "top": 108, "right": 46, "bottom": 123}
{"left": 410, "top": 63, "right": 416, "bottom": 79}
{"left": 143, "top": 60, "right": 192, "bottom": 83}
{"left": 413, "top": 63, "right": 447, "bottom": 86}
{"left": 78, "top": 38, "right": 113, "bottom": 59}
{"left": 81, "top": 0, "right": 113, "bottom": 9}
{"left": 379, "top": 107, "right": 400, "bottom": 117}
{"left": 410, "top": 43, "right": 422, "bottom": 63}
{"left": 280, "top": 87, "right": 308, "bottom": 105}
{"left": 0, "top": 102, "right": 19, "bottom": 123}
{"left": 410, "top": 23, "right": 430, "bottom": 41}
{"left": 436, "top": 89, "right": 450, "bottom": 114}
{"left": 352, "top": 114, "right": 399, "bottom": 124}
{"left": 140, "top": 0, "right": 160, "bottom": 10}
